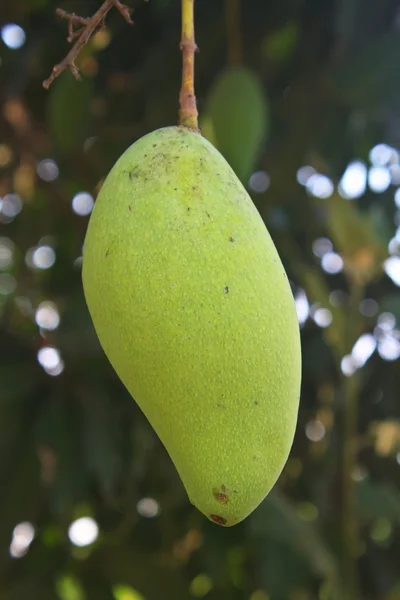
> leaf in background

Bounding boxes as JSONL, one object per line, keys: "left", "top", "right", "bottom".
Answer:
{"left": 356, "top": 478, "right": 400, "bottom": 523}
{"left": 47, "top": 72, "right": 93, "bottom": 155}
{"left": 333, "top": 32, "right": 400, "bottom": 110}
{"left": 112, "top": 585, "right": 145, "bottom": 600}
{"left": 262, "top": 21, "right": 299, "bottom": 62}
{"left": 319, "top": 193, "right": 388, "bottom": 284}
{"left": 56, "top": 575, "right": 85, "bottom": 600}
{"left": 78, "top": 384, "right": 123, "bottom": 500}
{"left": 201, "top": 67, "right": 269, "bottom": 183}
{"left": 249, "top": 490, "right": 339, "bottom": 581}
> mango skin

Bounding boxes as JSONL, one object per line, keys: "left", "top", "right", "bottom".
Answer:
{"left": 82, "top": 126, "right": 301, "bottom": 526}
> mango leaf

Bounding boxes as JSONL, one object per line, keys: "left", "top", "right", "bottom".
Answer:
{"left": 47, "top": 72, "right": 93, "bottom": 155}
{"left": 333, "top": 32, "right": 400, "bottom": 110}
{"left": 318, "top": 193, "right": 388, "bottom": 284}
{"left": 262, "top": 21, "right": 299, "bottom": 62}
{"left": 249, "top": 490, "right": 339, "bottom": 582}
{"left": 201, "top": 67, "right": 269, "bottom": 183}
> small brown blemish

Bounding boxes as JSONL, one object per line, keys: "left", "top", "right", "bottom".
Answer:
{"left": 224, "top": 286, "right": 229, "bottom": 294}
{"left": 210, "top": 514, "right": 228, "bottom": 525}
{"left": 228, "top": 236, "right": 235, "bottom": 243}
{"left": 254, "top": 401, "right": 259, "bottom": 406}
{"left": 128, "top": 205, "right": 132, "bottom": 212}
{"left": 105, "top": 249, "right": 110, "bottom": 258}
{"left": 187, "top": 207, "right": 191, "bottom": 212}
{"left": 213, "top": 485, "right": 229, "bottom": 504}
{"left": 205, "top": 211, "right": 211, "bottom": 219}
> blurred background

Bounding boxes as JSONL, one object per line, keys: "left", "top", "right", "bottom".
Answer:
{"left": 1, "top": 0, "right": 400, "bottom": 599}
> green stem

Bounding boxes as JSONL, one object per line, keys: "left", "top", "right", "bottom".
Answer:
{"left": 179, "top": 0, "right": 199, "bottom": 130}
{"left": 341, "top": 280, "right": 363, "bottom": 600}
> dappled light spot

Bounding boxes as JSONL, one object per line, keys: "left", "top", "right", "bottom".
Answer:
{"left": 351, "top": 466, "right": 368, "bottom": 482}
{"left": 1, "top": 24, "right": 25, "bottom": 49}
{"left": 312, "top": 237, "right": 332, "bottom": 258}
{"left": 338, "top": 161, "right": 367, "bottom": 199}
{"left": 26, "top": 245, "right": 56, "bottom": 270}
{"left": 389, "top": 164, "right": 400, "bottom": 185}
{"left": 351, "top": 334, "right": 376, "bottom": 368}
{"left": 377, "top": 337, "right": 400, "bottom": 361}
{"left": 249, "top": 170, "right": 270, "bottom": 193}
{"left": 136, "top": 497, "right": 160, "bottom": 518}
{"left": 306, "top": 174, "right": 334, "bottom": 199}
{"left": 305, "top": 420, "right": 325, "bottom": 442}
{"left": 72, "top": 192, "right": 94, "bottom": 216}
{"left": 377, "top": 312, "right": 396, "bottom": 331}
{"left": 384, "top": 257, "right": 400, "bottom": 286}
{"left": 35, "top": 301, "right": 60, "bottom": 330}
{"left": 341, "top": 355, "right": 357, "bottom": 377}
{"left": 313, "top": 308, "right": 332, "bottom": 328}
{"left": 368, "top": 167, "right": 391, "bottom": 193}
{"left": 294, "top": 289, "right": 309, "bottom": 325}
{"left": 321, "top": 252, "right": 343, "bottom": 274}
{"left": 37, "top": 159, "right": 59, "bottom": 182}
{"left": 0, "top": 193, "right": 22, "bottom": 218}
{"left": 296, "top": 165, "right": 315, "bottom": 186}
{"left": 9, "top": 522, "right": 35, "bottom": 558}
{"left": 68, "top": 517, "right": 99, "bottom": 547}
{"left": 37, "top": 346, "right": 64, "bottom": 376}
{"left": 369, "top": 143, "right": 396, "bottom": 167}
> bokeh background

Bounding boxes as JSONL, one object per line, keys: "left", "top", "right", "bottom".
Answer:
{"left": 1, "top": 1, "right": 400, "bottom": 599}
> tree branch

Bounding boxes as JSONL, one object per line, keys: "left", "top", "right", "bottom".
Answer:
{"left": 43, "top": 0, "right": 133, "bottom": 89}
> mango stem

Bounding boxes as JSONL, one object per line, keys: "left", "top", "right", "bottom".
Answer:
{"left": 179, "top": 0, "right": 199, "bottom": 131}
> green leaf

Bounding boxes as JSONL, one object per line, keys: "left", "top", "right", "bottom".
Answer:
{"left": 201, "top": 67, "right": 269, "bottom": 182}
{"left": 56, "top": 576, "right": 85, "bottom": 600}
{"left": 47, "top": 72, "right": 93, "bottom": 155}
{"left": 262, "top": 21, "right": 299, "bottom": 62}
{"left": 320, "top": 193, "right": 388, "bottom": 284}
{"left": 249, "top": 491, "right": 339, "bottom": 581}
{"left": 112, "top": 585, "right": 144, "bottom": 600}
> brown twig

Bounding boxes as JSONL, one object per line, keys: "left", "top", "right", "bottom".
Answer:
{"left": 43, "top": 0, "right": 133, "bottom": 89}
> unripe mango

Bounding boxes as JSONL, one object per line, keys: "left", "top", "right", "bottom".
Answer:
{"left": 82, "top": 126, "right": 301, "bottom": 526}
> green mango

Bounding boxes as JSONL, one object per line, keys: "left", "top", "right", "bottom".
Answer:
{"left": 82, "top": 126, "right": 301, "bottom": 526}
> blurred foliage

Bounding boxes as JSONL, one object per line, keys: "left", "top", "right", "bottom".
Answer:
{"left": 0, "top": 0, "right": 400, "bottom": 599}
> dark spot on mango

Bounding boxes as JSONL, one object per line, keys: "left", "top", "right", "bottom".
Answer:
{"left": 228, "top": 236, "right": 235, "bottom": 243}
{"left": 128, "top": 206, "right": 132, "bottom": 212}
{"left": 210, "top": 514, "right": 227, "bottom": 525}
{"left": 213, "top": 485, "right": 229, "bottom": 504}
{"left": 224, "top": 286, "right": 229, "bottom": 294}
{"left": 205, "top": 211, "right": 211, "bottom": 219}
